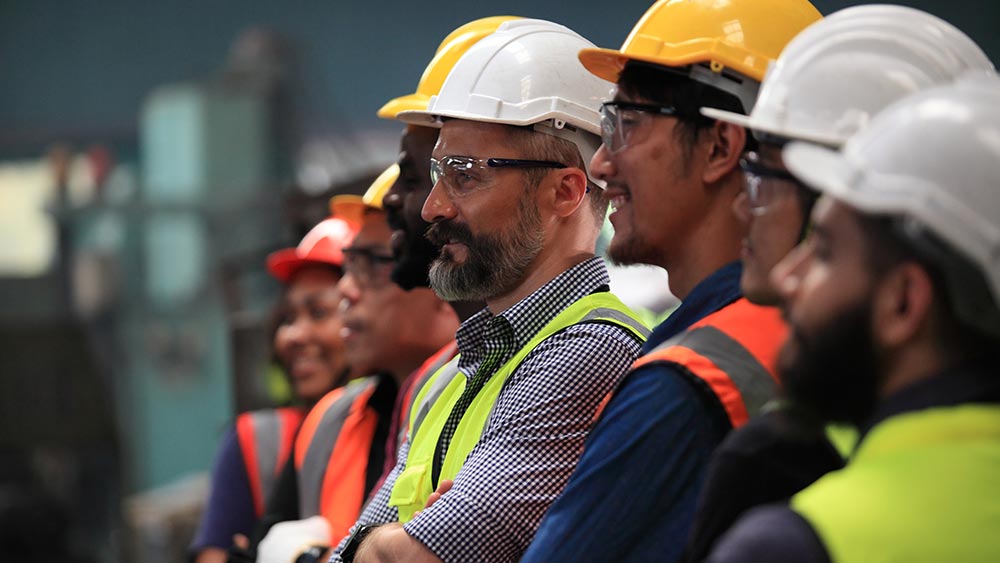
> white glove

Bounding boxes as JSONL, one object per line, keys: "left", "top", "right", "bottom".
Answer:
{"left": 256, "top": 515, "right": 331, "bottom": 563}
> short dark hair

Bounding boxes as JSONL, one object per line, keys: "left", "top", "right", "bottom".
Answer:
{"left": 618, "top": 61, "right": 756, "bottom": 156}
{"left": 504, "top": 124, "right": 608, "bottom": 224}
{"left": 856, "top": 213, "right": 998, "bottom": 364}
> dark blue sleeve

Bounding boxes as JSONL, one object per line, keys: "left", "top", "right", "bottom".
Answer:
{"left": 522, "top": 365, "right": 729, "bottom": 563}
{"left": 190, "top": 425, "right": 258, "bottom": 553}
{"left": 705, "top": 504, "right": 831, "bottom": 563}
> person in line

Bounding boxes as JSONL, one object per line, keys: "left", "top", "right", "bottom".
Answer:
{"left": 242, "top": 194, "right": 459, "bottom": 563}
{"left": 191, "top": 214, "right": 358, "bottom": 563}
{"left": 367, "top": 16, "right": 518, "bottom": 494}
{"left": 683, "top": 7, "right": 996, "bottom": 559}
{"left": 335, "top": 19, "right": 648, "bottom": 563}
{"left": 708, "top": 72, "right": 1000, "bottom": 563}
{"left": 523, "top": 1, "right": 821, "bottom": 560}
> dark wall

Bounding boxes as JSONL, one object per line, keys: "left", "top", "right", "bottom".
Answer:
{"left": 2, "top": 0, "right": 997, "bottom": 155}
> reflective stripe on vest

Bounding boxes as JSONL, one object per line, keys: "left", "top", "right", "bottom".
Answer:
{"left": 294, "top": 377, "right": 379, "bottom": 539}
{"left": 236, "top": 407, "right": 306, "bottom": 518}
{"left": 792, "top": 405, "right": 1000, "bottom": 562}
{"left": 389, "top": 292, "right": 649, "bottom": 522}
{"left": 399, "top": 341, "right": 459, "bottom": 448}
{"left": 631, "top": 298, "right": 786, "bottom": 427}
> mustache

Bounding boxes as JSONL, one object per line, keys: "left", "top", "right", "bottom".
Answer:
{"left": 426, "top": 221, "right": 475, "bottom": 248}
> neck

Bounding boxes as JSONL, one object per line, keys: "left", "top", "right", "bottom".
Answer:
{"left": 661, "top": 176, "right": 743, "bottom": 300}
{"left": 449, "top": 299, "right": 485, "bottom": 322}
{"left": 668, "top": 223, "right": 741, "bottom": 301}
{"left": 879, "top": 341, "right": 947, "bottom": 400}
{"left": 486, "top": 250, "right": 593, "bottom": 314}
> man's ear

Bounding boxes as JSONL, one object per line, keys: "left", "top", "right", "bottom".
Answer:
{"left": 548, "top": 167, "right": 589, "bottom": 218}
{"left": 701, "top": 121, "right": 746, "bottom": 185}
{"left": 873, "top": 262, "right": 935, "bottom": 348}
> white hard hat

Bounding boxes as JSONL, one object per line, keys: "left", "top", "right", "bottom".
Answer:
{"left": 783, "top": 72, "right": 1000, "bottom": 335}
{"left": 703, "top": 5, "right": 995, "bottom": 147}
{"left": 398, "top": 19, "right": 614, "bottom": 186}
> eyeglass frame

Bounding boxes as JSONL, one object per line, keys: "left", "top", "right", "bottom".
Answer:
{"left": 599, "top": 100, "right": 697, "bottom": 154}
{"left": 429, "top": 155, "right": 567, "bottom": 199}
{"left": 342, "top": 246, "right": 395, "bottom": 289}
{"left": 739, "top": 151, "right": 807, "bottom": 216}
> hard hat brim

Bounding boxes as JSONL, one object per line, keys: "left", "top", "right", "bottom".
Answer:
{"left": 267, "top": 248, "right": 312, "bottom": 283}
{"left": 579, "top": 46, "right": 764, "bottom": 85}
{"left": 701, "top": 107, "right": 848, "bottom": 148}
{"left": 329, "top": 195, "right": 368, "bottom": 225}
{"left": 782, "top": 142, "right": 861, "bottom": 208}
{"left": 377, "top": 94, "right": 432, "bottom": 120}
{"left": 363, "top": 164, "right": 400, "bottom": 209}
{"left": 397, "top": 108, "right": 602, "bottom": 137}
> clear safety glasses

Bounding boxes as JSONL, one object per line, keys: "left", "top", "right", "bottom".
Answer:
{"left": 599, "top": 101, "right": 687, "bottom": 154}
{"left": 342, "top": 246, "right": 395, "bottom": 289}
{"left": 429, "top": 156, "right": 567, "bottom": 199}
{"left": 739, "top": 151, "right": 806, "bottom": 216}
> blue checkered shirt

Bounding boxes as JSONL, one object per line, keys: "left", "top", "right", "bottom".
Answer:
{"left": 330, "top": 256, "right": 643, "bottom": 562}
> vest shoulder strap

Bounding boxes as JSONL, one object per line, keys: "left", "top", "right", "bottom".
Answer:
{"left": 633, "top": 298, "right": 785, "bottom": 427}
{"left": 235, "top": 407, "right": 305, "bottom": 517}
{"left": 295, "top": 377, "right": 378, "bottom": 517}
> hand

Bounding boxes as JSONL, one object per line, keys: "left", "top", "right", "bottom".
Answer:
{"left": 412, "top": 480, "right": 453, "bottom": 519}
{"left": 257, "top": 515, "right": 331, "bottom": 563}
{"left": 232, "top": 534, "right": 249, "bottom": 550}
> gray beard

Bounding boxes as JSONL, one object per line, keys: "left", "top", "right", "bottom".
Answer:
{"left": 428, "top": 200, "right": 544, "bottom": 303}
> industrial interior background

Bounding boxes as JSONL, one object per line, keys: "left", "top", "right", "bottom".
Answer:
{"left": 0, "top": 1, "right": 996, "bottom": 561}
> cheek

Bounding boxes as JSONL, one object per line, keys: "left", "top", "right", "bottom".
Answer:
{"left": 317, "top": 318, "right": 345, "bottom": 352}
{"left": 791, "top": 266, "right": 847, "bottom": 327}
{"left": 406, "top": 192, "right": 430, "bottom": 224}
{"left": 273, "top": 327, "right": 293, "bottom": 358}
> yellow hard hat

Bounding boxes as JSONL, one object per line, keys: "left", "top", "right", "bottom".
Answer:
{"left": 377, "top": 16, "right": 521, "bottom": 119}
{"left": 579, "top": 0, "right": 822, "bottom": 84}
{"left": 362, "top": 163, "right": 399, "bottom": 209}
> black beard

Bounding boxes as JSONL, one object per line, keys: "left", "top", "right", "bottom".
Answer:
{"left": 385, "top": 205, "right": 438, "bottom": 291}
{"left": 777, "top": 297, "right": 882, "bottom": 426}
{"left": 389, "top": 232, "right": 438, "bottom": 290}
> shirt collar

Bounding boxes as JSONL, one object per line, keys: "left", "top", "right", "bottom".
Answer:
{"left": 862, "top": 363, "right": 1000, "bottom": 437}
{"left": 454, "top": 256, "right": 610, "bottom": 357}
{"left": 644, "top": 261, "right": 743, "bottom": 352}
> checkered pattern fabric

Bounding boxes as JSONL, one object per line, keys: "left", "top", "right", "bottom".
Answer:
{"left": 331, "top": 257, "right": 642, "bottom": 562}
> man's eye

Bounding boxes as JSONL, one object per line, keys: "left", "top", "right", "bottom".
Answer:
{"left": 454, "top": 171, "right": 481, "bottom": 191}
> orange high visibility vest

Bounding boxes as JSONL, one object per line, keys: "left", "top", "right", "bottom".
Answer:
{"left": 631, "top": 298, "right": 787, "bottom": 428}
{"left": 293, "top": 377, "right": 381, "bottom": 541}
{"left": 235, "top": 407, "right": 307, "bottom": 517}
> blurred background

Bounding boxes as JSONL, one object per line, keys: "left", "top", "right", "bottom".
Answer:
{"left": 0, "top": 1, "right": 995, "bottom": 561}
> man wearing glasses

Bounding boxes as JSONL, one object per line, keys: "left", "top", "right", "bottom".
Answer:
{"left": 248, "top": 196, "right": 459, "bottom": 563}
{"left": 522, "top": 1, "right": 821, "bottom": 561}
{"left": 683, "top": 6, "right": 996, "bottom": 559}
{"left": 333, "top": 19, "right": 649, "bottom": 563}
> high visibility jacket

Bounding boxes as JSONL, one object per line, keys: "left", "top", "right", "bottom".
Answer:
{"left": 293, "top": 376, "right": 383, "bottom": 540}
{"left": 630, "top": 298, "right": 786, "bottom": 428}
{"left": 235, "top": 407, "right": 306, "bottom": 517}
{"left": 793, "top": 405, "right": 1000, "bottom": 563}
{"left": 388, "top": 292, "right": 649, "bottom": 522}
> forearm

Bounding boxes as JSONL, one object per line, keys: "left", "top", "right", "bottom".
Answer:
{"left": 355, "top": 523, "right": 441, "bottom": 563}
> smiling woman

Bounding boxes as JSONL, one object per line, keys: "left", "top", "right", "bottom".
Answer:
{"left": 190, "top": 216, "right": 358, "bottom": 563}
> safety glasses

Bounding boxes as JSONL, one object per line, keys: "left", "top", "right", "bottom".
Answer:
{"left": 429, "top": 156, "right": 566, "bottom": 198}
{"left": 342, "top": 246, "right": 395, "bottom": 289}
{"left": 739, "top": 152, "right": 805, "bottom": 216}
{"left": 599, "top": 101, "right": 688, "bottom": 154}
